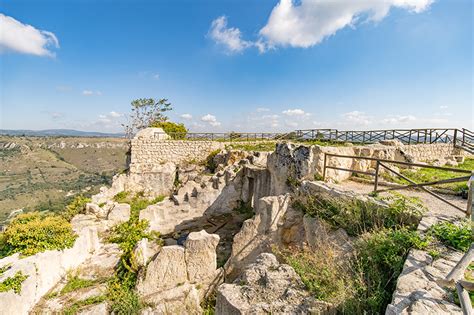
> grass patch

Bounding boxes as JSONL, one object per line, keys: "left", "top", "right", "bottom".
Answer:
{"left": 0, "top": 265, "right": 28, "bottom": 294}
{"left": 384, "top": 158, "right": 473, "bottom": 193}
{"left": 293, "top": 193, "right": 425, "bottom": 236}
{"left": 60, "top": 274, "right": 98, "bottom": 295}
{"left": 429, "top": 220, "right": 472, "bottom": 252}
{"left": 201, "top": 291, "right": 217, "bottom": 315}
{"left": 107, "top": 191, "right": 164, "bottom": 314}
{"left": 226, "top": 142, "right": 276, "bottom": 152}
{"left": 0, "top": 212, "right": 77, "bottom": 258}
{"left": 62, "top": 295, "right": 107, "bottom": 315}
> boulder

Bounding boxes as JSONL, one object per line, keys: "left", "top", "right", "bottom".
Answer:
{"left": 136, "top": 245, "right": 187, "bottom": 296}
{"left": 85, "top": 203, "right": 108, "bottom": 219}
{"left": 184, "top": 230, "right": 220, "bottom": 283}
{"left": 216, "top": 253, "right": 333, "bottom": 315}
{"left": 107, "top": 203, "right": 130, "bottom": 224}
{"left": 133, "top": 238, "right": 161, "bottom": 268}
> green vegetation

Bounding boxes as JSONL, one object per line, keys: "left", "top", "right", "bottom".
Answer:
{"left": 227, "top": 142, "right": 276, "bottom": 152}
{"left": 61, "top": 195, "right": 91, "bottom": 221}
{"left": 384, "top": 158, "right": 474, "bottom": 193}
{"left": 290, "top": 194, "right": 429, "bottom": 313}
{"left": 107, "top": 191, "right": 164, "bottom": 313}
{"left": 430, "top": 220, "right": 472, "bottom": 252}
{"left": 0, "top": 265, "right": 28, "bottom": 294}
{"left": 233, "top": 201, "right": 254, "bottom": 220}
{"left": 60, "top": 274, "right": 99, "bottom": 295}
{"left": 150, "top": 121, "right": 187, "bottom": 139}
{"left": 0, "top": 212, "right": 77, "bottom": 257}
{"left": 205, "top": 149, "right": 221, "bottom": 173}
{"left": 201, "top": 292, "right": 217, "bottom": 315}
{"left": 293, "top": 193, "right": 425, "bottom": 236}
{"left": 63, "top": 295, "right": 107, "bottom": 315}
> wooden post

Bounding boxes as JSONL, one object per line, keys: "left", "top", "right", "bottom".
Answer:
{"left": 456, "top": 282, "right": 473, "bottom": 315}
{"left": 323, "top": 154, "right": 327, "bottom": 181}
{"left": 374, "top": 160, "right": 380, "bottom": 192}
{"left": 467, "top": 173, "right": 474, "bottom": 217}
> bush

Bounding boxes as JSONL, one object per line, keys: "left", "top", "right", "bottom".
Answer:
{"left": 0, "top": 265, "right": 28, "bottom": 294}
{"left": 150, "top": 121, "right": 187, "bottom": 139}
{"left": 293, "top": 194, "right": 424, "bottom": 236}
{"left": 348, "top": 228, "right": 429, "bottom": 313}
{"left": 0, "top": 212, "right": 77, "bottom": 257}
{"left": 61, "top": 195, "right": 91, "bottom": 221}
{"left": 430, "top": 221, "right": 472, "bottom": 252}
{"left": 204, "top": 149, "right": 221, "bottom": 173}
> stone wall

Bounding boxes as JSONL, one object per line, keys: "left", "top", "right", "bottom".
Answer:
{"left": 130, "top": 128, "right": 225, "bottom": 172}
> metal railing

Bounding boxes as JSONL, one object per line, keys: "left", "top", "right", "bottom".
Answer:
{"left": 152, "top": 128, "right": 474, "bottom": 153}
{"left": 322, "top": 153, "right": 473, "bottom": 214}
{"left": 296, "top": 128, "right": 474, "bottom": 148}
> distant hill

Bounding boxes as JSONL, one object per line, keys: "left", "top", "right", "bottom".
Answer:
{"left": 0, "top": 129, "right": 125, "bottom": 138}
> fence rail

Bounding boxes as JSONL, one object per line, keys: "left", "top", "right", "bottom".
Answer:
{"left": 322, "top": 153, "right": 473, "bottom": 214}
{"left": 153, "top": 128, "right": 474, "bottom": 153}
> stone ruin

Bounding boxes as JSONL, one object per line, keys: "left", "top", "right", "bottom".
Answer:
{"left": 0, "top": 128, "right": 470, "bottom": 314}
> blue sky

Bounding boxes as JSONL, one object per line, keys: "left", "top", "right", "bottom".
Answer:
{"left": 0, "top": 0, "right": 472, "bottom": 133}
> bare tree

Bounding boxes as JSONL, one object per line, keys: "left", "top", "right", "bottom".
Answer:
{"left": 122, "top": 98, "right": 172, "bottom": 138}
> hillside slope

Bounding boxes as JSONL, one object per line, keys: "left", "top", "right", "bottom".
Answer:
{"left": 0, "top": 136, "right": 129, "bottom": 223}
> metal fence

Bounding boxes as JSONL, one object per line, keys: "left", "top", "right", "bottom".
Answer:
{"left": 322, "top": 153, "right": 473, "bottom": 214}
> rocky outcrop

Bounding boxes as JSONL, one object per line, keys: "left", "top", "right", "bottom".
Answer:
{"left": 137, "top": 230, "right": 222, "bottom": 313}
{"left": 386, "top": 249, "right": 463, "bottom": 314}
{"left": 0, "top": 222, "right": 100, "bottom": 315}
{"left": 216, "top": 253, "right": 333, "bottom": 315}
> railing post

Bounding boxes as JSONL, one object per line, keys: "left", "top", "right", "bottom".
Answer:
{"left": 374, "top": 160, "right": 380, "bottom": 192}
{"left": 322, "top": 154, "right": 327, "bottom": 181}
{"left": 467, "top": 172, "right": 474, "bottom": 218}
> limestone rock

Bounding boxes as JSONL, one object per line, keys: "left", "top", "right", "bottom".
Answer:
{"left": 137, "top": 245, "right": 187, "bottom": 296}
{"left": 133, "top": 238, "right": 161, "bottom": 268}
{"left": 140, "top": 284, "right": 202, "bottom": 315}
{"left": 184, "top": 230, "right": 220, "bottom": 283}
{"left": 77, "top": 302, "right": 108, "bottom": 315}
{"left": 380, "top": 139, "right": 404, "bottom": 146}
{"left": 216, "top": 253, "right": 333, "bottom": 315}
{"left": 85, "top": 203, "right": 108, "bottom": 219}
{"left": 107, "top": 203, "right": 131, "bottom": 224}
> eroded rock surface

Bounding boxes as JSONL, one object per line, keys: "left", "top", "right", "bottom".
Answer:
{"left": 216, "top": 253, "right": 333, "bottom": 315}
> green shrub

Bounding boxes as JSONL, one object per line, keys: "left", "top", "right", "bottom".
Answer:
{"left": 62, "top": 195, "right": 91, "bottom": 221}
{"left": 347, "top": 228, "right": 429, "bottom": 314}
{"left": 107, "top": 277, "right": 141, "bottom": 314}
{"left": 150, "top": 121, "right": 187, "bottom": 139}
{"left": 113, "top": 191, "right": 130, "bottom": 203}
{"left": 0, "top": 212, "right": 77, "bottom": 257}
{"left": 294, "top": 194, "right": 424, "bottom": 236}
{"left": 0, "top": 271, "right": 28, "bottom": 294}
{"left": 0, "top": 265, "right": 28, "bottom": 294}
{"left": 60, "top": 274, "right": 98, "bottom": 295}
{"left": 430, "top": 221, "right": 472, "bottom": 252}
{"left": 205, "top": 149, "right": 221, "bottom": 173}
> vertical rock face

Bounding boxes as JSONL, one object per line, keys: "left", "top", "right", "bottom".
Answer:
{"left": 216, "top": 253, "right": 333, "bottom": 315}
{"left": 136, "top": 230, "right": 222, "bottom": 313}
{"left": 184, "top": 230, "right": 220, "bottom": 283}
{"left": 225, "top": 194, "right": 293, "bottom": 280}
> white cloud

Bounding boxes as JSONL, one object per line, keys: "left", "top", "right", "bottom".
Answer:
{"left": 180, "top": 113, "right": 193, "bottom": 120}
{"left": 439, "top": 105, "right": 448, "bottom": 109}
{"left": 82, "top": 90, "right": 102, "bottom": 96}
{"left": 109, "top": 111, "right": 123, "bottom": 118}
{"left": 342, "top": 111, "right": 372, "bottom": 126}
{"left": 282, "top": 108, "right": 310, "bottom": 117}
{"left": 256, "top": 107, "right": 270, "bottom": 112}
{"left": 0, "top": 13, "right": 59, "bottom": 57}
{"left": 209, "top": 16, "right": 252, "bottom": 53}
{"left": 382, "top": 115, "right": 417, "bottom": 124}
{"left": 259, "top": 0, "right": 433, "bottom": 49}
{"left": 201, "top": 114, "right": 221, "bottom": 127}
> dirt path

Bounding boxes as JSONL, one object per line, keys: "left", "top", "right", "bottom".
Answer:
{"left": 340, "top": 180, "right": 467, "bottom": 224}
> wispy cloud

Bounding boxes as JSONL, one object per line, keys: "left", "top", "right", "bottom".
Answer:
{"left": 0, "top": 13, "right": 59, "bottom": 57}
{"left": 201, "top": 114, "right": 221, "bottom": 127}
{"left": 82, "top": 90, "right": 102, "bottom": 96}
{"left": 180, "top": 113, "right": 193, "bottom": 120}
{"left": 208, "top": 16, "right": 252, "bottom": 54}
